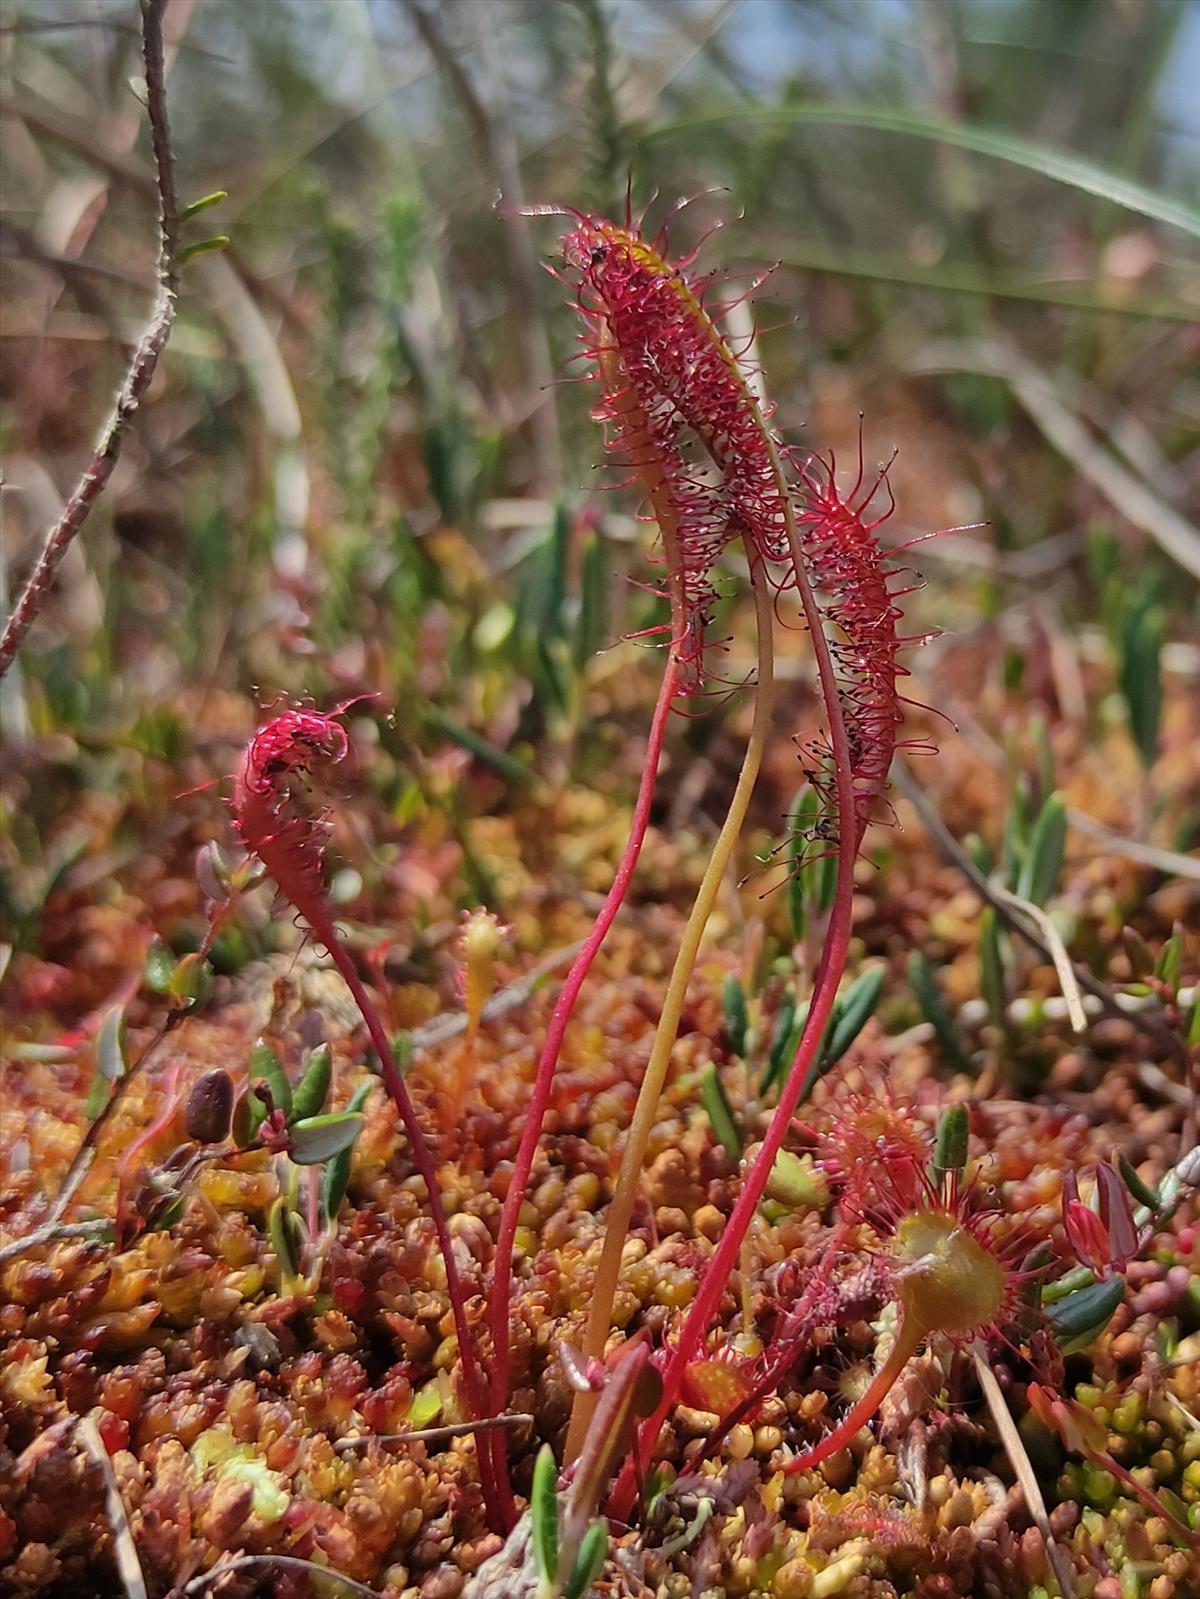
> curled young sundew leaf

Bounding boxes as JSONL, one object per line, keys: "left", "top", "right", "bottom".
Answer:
{"left": 227, "top": 703, "right": 504, "bottom": 1528}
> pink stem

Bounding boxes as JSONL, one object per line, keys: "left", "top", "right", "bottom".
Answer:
{"left": 318, "top": 928, "right": 504, "bottom": 1529}
{"left": 607, "top": 508, "right": 860, "bottom": 1522}
{"left": 486, "top": 656, "right": 678, "bottom": 1522}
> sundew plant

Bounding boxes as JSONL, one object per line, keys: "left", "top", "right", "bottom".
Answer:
{"left": 1, "top": 5, "right": 1199, "bottom": 1599}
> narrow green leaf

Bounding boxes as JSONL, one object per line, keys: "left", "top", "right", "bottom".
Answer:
{"left": 908, "top": 953, "right": 974, "bottom": 1075}
{"left": 267, "top": 1195, "right": 303, "bottom": 1282}
{"left": 1031, "top": 716, "right": 1056, "bottom": 806}
{"left": 722, "top": 972, "right": 749, "bottom": 1057}
{"left": 979, "top": 907, "right": 1008, "bottom": 1031}
{"left": 1117, "top": 1154, "right": 1160, "bottom": 1212}
{"left": 931, "top": 1104, "right": 970, "bottom": 1182}
{"left": 647, "top": 104, "right": 1200, "bottom": 238}
{"left": 180, "top": 189, "right": 228, "bottom": 222}
{"left": 1155, "top": 926, "right": 1183, "bottom": 991}
{"left": 698, "top": 1063, "right": 741, "bottom": 1163}
{"left": 288, "top": 1111, "right": 364, "bottom": 1166}
{"left": 1018, "top": 791, "right": 1068, "bottom": 906}
{"left": 575, "top": 531, "right": 609, "bottom": 670}
{"left": 250, "top": 1040, "right": 292, "bottom": 1121}
{"left": 176, "top": 234, "right": 230, "bottom": 266}
{"left": 531, "top": 1444, "right": 559, "bottom": 1586}
{"left": 427, "top": 709, "right": 530, "bottom": 783}
{"left": 821, "top": 965, "right": 885, "bottom": 1069}
{"left": 292, "top": 1043, "right": 333, "bottom": 1122}
{"left": 760, "top": 987, "right": 797, "bottom": 1096}
{"left": 563, "top": 1521, "right": 608, "bottom": 1599}
{"left": 1119, "top": 604, "right": 1164, "bottom": 769}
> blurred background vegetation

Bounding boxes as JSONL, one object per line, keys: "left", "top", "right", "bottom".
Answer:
{"left": 1, "top": 0, "right": 1197, "bottom": 924}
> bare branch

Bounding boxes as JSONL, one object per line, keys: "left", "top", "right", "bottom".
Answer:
{"left": 333, "top": 1413, "right": 533, "bottom": 1451}
{"left": 891, "top": 756, "right": 1184, "bottom": 1060}
{"left": 77, "top": 1417, "right": 148, "bottom": 1599}
{"left": 182, "top": 1554, "right": 380, "bottom": 1599}
{"left": 0, "top": 0, "right": 180, "bottom": 679}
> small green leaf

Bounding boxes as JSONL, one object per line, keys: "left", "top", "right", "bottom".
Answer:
{"left": 820, "top": 965, "right": 884, "bottom": 1069}
{"left": 267, "top": 1195, "right": 303, "bottom": 1283}
{"left": 1117, "top": 1154, "right": 1160, "bottom": 1211}
{"left": 563, "top": 1520, "right": 608, "bottom": 1599}
{"left": 1018, "top": 791, "right": 1067, "bottom": 907}
{"left": 232, "top": 1087, "right": 267, "bottom": 1148}
{"left": 965, "top": 833, "right": 993, "bottom": 876}
{"left": 406, "top": 1380, "right": 443, "bottom": 1428}
{"left": 1045, "top": 1275, "right": 1126, "bottom": 1353}
{"left": 764, "top": 1149, "right": 827, "bottom": 1211}
{"left": 979, "top": 907, "right": 1008, "bottom": 1031}
{"left": 698, "top": 1063, "right": 740, "bottom": 1163}
{"left": 292, "top": 1043, "right": 333, "bottom": 1122}
{"left": 908, "top": 952, "right": 974, "bottom": 1075}
{"left": 180, "top": 189, "right": 228, "bottom": 222}
{"left": 722, "top": 972, "right": 749, "bottom": 1057}
{"left": 177, "top": 234, "right": 230, "bottom": 266}
{"left": 1154, "top": 925, "right": 1183, "bottom": 992}
{"left": 96, "top": 1005, "right": 128, "bottom": 1083}
{"left": 931, "top": 1104, "right": 969, "bottom": 1182}
{"left": 170, "top": 952, "right": 213, "bottom": 1010}
{"left": 144, "top": 937, "right": 177, "bottom": 994}
{"left": 531, "top": 1443, "right": 559, "bottom": 1587}
{"left": 1119, "top": 602, "right": 1163, "bottom": 770}
{"left": 288, "top": 1111, "right": 364, "bottom": 1165}
{"left": 250, "top": 1040, "right": 292, "bottom": 1121}
{"left": 321, "top": 1083, "right": 371, "bottom": 1221}
{"left": 760, "top": 987, "right": 797, "bottom": 1096}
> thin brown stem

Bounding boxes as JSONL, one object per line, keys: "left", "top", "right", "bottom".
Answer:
{"left": 0, "top": 0, "right": 179, "bottom": 678}
{"left": 891, "top": 756, "right": 1185, "bottom": 1061}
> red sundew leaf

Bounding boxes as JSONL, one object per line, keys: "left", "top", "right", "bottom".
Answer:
{"left": 1063, "top": 1198, "right": 1113, "bottom": 1277}
{"left": 1095, "top": 1159, "right": 1139, "bottom": 1268}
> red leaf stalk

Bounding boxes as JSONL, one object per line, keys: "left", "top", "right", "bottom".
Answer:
{"left": 229, "top": 705, "right": 503, "bottom": 1527}
{"left": 605, "top": 368, "right": 912, "bottom": 1524}
{"left": 484, "top": 654, "right": 677, "bottom": 1520}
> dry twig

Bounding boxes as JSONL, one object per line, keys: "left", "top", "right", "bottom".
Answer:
{"left": 0, "top": 0, "right": 181, "bottom": 678}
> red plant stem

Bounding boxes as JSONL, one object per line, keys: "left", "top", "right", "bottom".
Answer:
{"left": 0, "top": 0, "right": 179, "bottom": 680}
{"left": 316, "top": 927, "right": 504, "bottom": 1529}
{"left": 779, "top": 1319, "right": 920, "bottom": 1475}
{"left": 485, "top": 654, "right": 679, "bottom": 1523}
{"left": 608, "top": 475, "right": 860, "bottom": 1522}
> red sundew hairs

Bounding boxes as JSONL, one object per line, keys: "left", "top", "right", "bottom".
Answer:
{"left": 228, "top": 703, "right": 504, "bottom": 1529}
{"left": 563, "top": 209, "right": 910, "bottom": 852}
{"left": 795, "top": 444, "right": 906, "bottom": 851}
{"left": 560, "top": 210, "right": 791, "bottom": 690}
